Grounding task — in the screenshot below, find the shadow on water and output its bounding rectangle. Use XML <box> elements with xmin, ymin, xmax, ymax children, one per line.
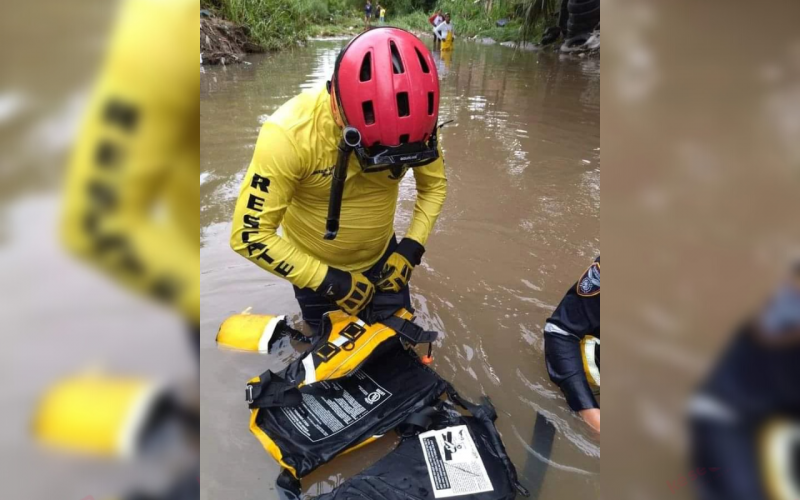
<box><xmin>201</xmin><ymin>38</ymin><xmax>600</xmax><ymax>499</ymax></box>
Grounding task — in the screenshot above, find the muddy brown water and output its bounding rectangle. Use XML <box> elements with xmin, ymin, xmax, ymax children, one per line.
<box><xmin>200</xmin><ymin>38</ymin><xmax>600</xmax><ymax>499</ymax></box>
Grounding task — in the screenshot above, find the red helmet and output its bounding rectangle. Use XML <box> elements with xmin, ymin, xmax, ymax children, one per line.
<box><xmin>332</xmin><ymin>28</ymin><xmax>440</xmax><ymax>149</ymax></box>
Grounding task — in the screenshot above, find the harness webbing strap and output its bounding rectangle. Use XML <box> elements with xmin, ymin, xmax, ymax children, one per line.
<box><xmin>396</xmin><ymin>404</ymin><xmax>442</xmax><ymax>438</ymax></box>
<box><xmin>380</xmin><ymin>316</ymin><xmax>438</xmax><ymax>345</ymax></box>
<box><xmin>442</xmin><ymin>383</ymin><xmax>497</xmax><ymax>422</ymax></box>
<box><xmin>247</xmin><ymin>371</ymin><xmax>302</xmax><ymax>409</ymax></box>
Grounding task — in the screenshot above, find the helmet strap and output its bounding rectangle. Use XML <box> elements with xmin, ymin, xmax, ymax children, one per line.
<box><xmin>329</xmin><ymin>85</ymin><xmax>345</xmax><ymax>128</ymax></box>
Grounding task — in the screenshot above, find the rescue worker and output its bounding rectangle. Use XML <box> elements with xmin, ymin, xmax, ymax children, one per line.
<box><xmin>230</xmin><ymin>28</ymin><xmax>447</xmax><ymax>332</ymax></box>
<box><xmin>544</xmin><ymin>256</ymin><xmax>601</xmax><ymax>432</ymax></box>
<box><xmin>433</xmin><ymin>13</ymin><xmax>453</xmax><ymax>45</ymax></box>
<box><xmin>689</xmin><ymin>265</ymin><xmax>800</xmax><ymax>500</ymax></box>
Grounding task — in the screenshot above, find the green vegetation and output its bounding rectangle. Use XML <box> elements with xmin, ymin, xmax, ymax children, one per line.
<box><xmin>201</xmin><ymin>0</ymin><xmax>351</xmax><ymax>49</ymax></box>
<box><xmin>395</xmin><ymin>0</ymin><xmax>555</xmax><ymax>42</ymax></box>
<box><xmin>391</xmin><ymin>11</ymin><xmax>527</xmax><ymax>43</ymax></box>
<box><xmin>201</xmin><ymin>0</ymin><xmax>303</xmax><ymax>50</ymax></box>
<box><xmin>203</xmin><ymin>0</ymin><xmax>559</xmax><ymax>51</ymax></box>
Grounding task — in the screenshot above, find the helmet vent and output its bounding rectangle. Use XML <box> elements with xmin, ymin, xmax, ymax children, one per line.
<box><xmin>390</xmin><ymin>41</ymin><xmax>405</xmax><ymax>74</ymax></box>
<box><xmin>396</xmin><ymin>92</ymin><xmax>410</xmax><ymax>117</ymax></box>
<box><xmin>359</xmin><ymin>52</ymin><xmax>372</xmax><ymax>82</ymax></box>
<box><xmin>399</xmin><ymin>134</ymin><xmax>410</xmax><ymax>144</ymax></box>
<box><xmin>427</xmin><ymin>92</ymin><xmax>434</xmax><ymax>115</ymax></box>
<box><xmin>415</xmin><ymin>48</ymin><xmax>430</xmax><ymax>73</ymax></box>
<box><xmin>362</xmin><ymin>101</ymin><xmax>375</xmax><ymax>125</ymax></box>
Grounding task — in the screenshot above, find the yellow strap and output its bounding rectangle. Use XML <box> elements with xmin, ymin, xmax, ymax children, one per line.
<box><xmin>317</xmin><ymin>308</ymin><xmax>416</xmax><ymax>381</ymax></box>
<box><xmin>339</xmin><ymin>434</ymin><xmax>382</xmax><ymax>456</ymax></box>
<box><xmin>580</xmin><ymin>335</ymin><xmax>600</xmax><ymax>388</ymax></box>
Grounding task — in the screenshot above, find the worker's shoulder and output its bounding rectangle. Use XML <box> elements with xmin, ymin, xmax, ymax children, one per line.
<box><xmin>576</xmin><ymin>257</ymin><xmax>600</xmax><ymax>297</ymax></box>
<box><xmin>265</xmin><ymin>86</ymin><xmax>330</xmax><ymax>138</ymax></box>
<box><xmin>257</xmin><ymin>86</ymin><xmax>337</xmax><ymax>167</ymax></box>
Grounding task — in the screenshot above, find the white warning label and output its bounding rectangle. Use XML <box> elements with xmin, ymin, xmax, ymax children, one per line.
<box><xmin>419</xmin><ymin>425</ymin><xmax>494</xmax><ymax>498</ymax></box>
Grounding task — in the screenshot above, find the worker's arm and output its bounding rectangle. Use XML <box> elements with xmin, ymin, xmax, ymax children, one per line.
<box><xmin>405</xmin><ymin>150</ymin><xmax>447</xmax><ymax>246</ymax></box>
<box><xmin>374</xmin><ymin>150</ymin><xmax>447</xmax><ymax>293</ymax></box>
<box><xmin>230</xmin><ymin>124</ymin><xmax>329</xmax><ymax>290</ymax></box>
<box><xmin>61</xmin><ymin>0</ymin><xmax>200</xmax><ymax>324</ymax></box>
<box><xmin>433</xmin><ymin>23</ymin><xmax>444</xmax><ymax>39</ymax></box>
<box><xmin>544</xmin><ymin>257</ymin><xmax>601</xmax><ymax>412</ymax></box>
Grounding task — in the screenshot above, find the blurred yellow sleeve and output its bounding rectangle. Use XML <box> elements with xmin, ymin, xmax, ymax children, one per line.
<box><xmin>230</xmin><ymin>124</ymin><xmax>329</xmax><ymax>290</ymax></box>
<box><xmin>406</xmin><ymin>149</ymin><xmax>447</xmax><ymax>246</ymax></box>
<box><xmin>61</xmin><ymin>0</ymin><xmax>199</xmax><ymax>324</ymax></box>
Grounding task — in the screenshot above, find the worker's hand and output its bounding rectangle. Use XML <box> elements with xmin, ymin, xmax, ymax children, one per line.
<box><xmin>579</xmin><ymin>408</ymin><xmax>600</xmax><ymax>433</ymax></box>
<box><xmin>317</xmin><ymin>267</ymin><xmax>375</xmax><ymax>316</ymax></box>
<box><xmin>376</xmin><ymin>238</ymin><xmax>425</xmax><ymax>293</ymax></box>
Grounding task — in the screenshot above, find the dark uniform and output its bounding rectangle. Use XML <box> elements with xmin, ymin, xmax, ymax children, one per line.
<box><xmin>689</xmin><ymin>282</ymin><xmax>800</xmax><ymax>500</ymax></box>
<box><xmin>544</xmin><ymin>256</ymin><xmax>600</xmax><ymax>412</ymax></box>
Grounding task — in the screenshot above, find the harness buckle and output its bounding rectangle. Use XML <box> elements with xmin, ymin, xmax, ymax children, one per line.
<box><xmin>245</xmin><ymin>384</ymin><xmax>254</xmax><ymax>404</ymax></box>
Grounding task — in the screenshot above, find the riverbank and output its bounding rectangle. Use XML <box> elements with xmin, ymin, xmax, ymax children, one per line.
<box><xmin>309</xmin><ymin>12</ymin><xmax>530</xmax><ymax>44</ymax></box>
<box><xmin>201</xmin><ymin>15</ymin><xmax>526</xmax><ymax>66</ymax></box>
<box><xmin>200</xmin><ymin>4</ymin><xmax>597</xmax><ymax>66</ymax></box>
<box><xmin>201</xmin><ymin>16</ymin><xmax>263</xmax><ymax>65</ymax></box>
<box><xmin>310</xmin><ymin>19</ymin><xmax>599</xmax><ymax>53</ymax></box>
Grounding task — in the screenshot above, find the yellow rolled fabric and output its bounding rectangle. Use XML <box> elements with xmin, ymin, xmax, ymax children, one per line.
<box><xmin>33</xmin><ymin>373</ymin><xmax>163</xmax><ymax>458</ymax></box>
<box><xmin>216</xmin><ymin>314</ymin><xmax>287</xmax><ymax>352</ymax></box>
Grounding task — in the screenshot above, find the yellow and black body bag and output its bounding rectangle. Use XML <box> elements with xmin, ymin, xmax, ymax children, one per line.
<box><xmin>245</xmin><ymin>309</ymin><xmax>444</xmax><ymax>479</ymax></box>
<box><xmin>276</xmin><ymin>388</ymin><xmax>531</xmax><ymax>500</ymax></box>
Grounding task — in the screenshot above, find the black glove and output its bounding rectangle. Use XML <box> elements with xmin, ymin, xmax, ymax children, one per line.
<box><xmin>317</xmin><ymin>267</ymin><xmax>375</xmax><ymax>315</ymax></box>
<box><xmin>376</xmin><ymin>238</ymin><xmax>425</xmax><ymax>293</ymax></box>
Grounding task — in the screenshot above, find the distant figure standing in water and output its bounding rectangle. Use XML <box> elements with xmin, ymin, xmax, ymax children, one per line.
<box><xmin>433</xmin><ymin>13</ymin><xmax>453</xmax><ymax>48</ymax></box>
<box><xmin>429</xmin><ymin>9</ymin><xmax>443</xmax><ymax>49</ymax></box>
<box><xmin>364</xmin><ymin>0</ymin><xmax>373</xmax><ymax>29</ymax></box>
<box><xmin>428</xmin><ymin>9</ymin><xmax>443</xmax><ymax>27</ymax></box>
<box><xmin>379</xmin><ymin>4</ymin><xmax>386</xmax><ymax>25</ymax></box>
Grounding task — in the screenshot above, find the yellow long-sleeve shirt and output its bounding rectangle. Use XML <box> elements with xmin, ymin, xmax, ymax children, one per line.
<box><xmin>61</xmin><ymin>0</ymin><xmax>199</xmax><ymax>323</ymax></box>
<box><xmin>230</xmin><ymin>86</ymin><xmax>447</xmax><ymax>290</ymax></box>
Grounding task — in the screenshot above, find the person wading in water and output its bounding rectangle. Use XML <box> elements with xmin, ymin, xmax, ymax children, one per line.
<box><xmin>230</xmin><ymin>28</ymin><xmax>447</xmax><ymax>332</ymax></box>
<box><xmin>544</xmin><ymin>256</ymin><xmax>601</xmax><ymax>432</ymax></box>
<box><xmin>364</xmin><ymin>0</ymin><xmax>373</xmax><ymax>29</ymax></box>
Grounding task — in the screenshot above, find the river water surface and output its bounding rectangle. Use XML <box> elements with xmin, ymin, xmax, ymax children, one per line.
<box><xmin>200</xmin><ymin>38</ymin><xmax>600</xmax><ymax>499</ymax></box>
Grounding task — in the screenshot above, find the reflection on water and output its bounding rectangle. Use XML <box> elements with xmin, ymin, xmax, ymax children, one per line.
<box><xmin>201</xmin><ymin>39</ymin><xmax>600</xmax><ymax>499</ymax></box>
<box><xmin>300</xmin><ymin>47</ymin><xmax>339</xmax><ymax>91</ymax></box>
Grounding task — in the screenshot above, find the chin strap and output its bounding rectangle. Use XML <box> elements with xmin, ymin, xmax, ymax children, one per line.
<box><xmin>323</xmin><ymin>127</ymin><xmax>361</xmax><ymax>240</ymax></box>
